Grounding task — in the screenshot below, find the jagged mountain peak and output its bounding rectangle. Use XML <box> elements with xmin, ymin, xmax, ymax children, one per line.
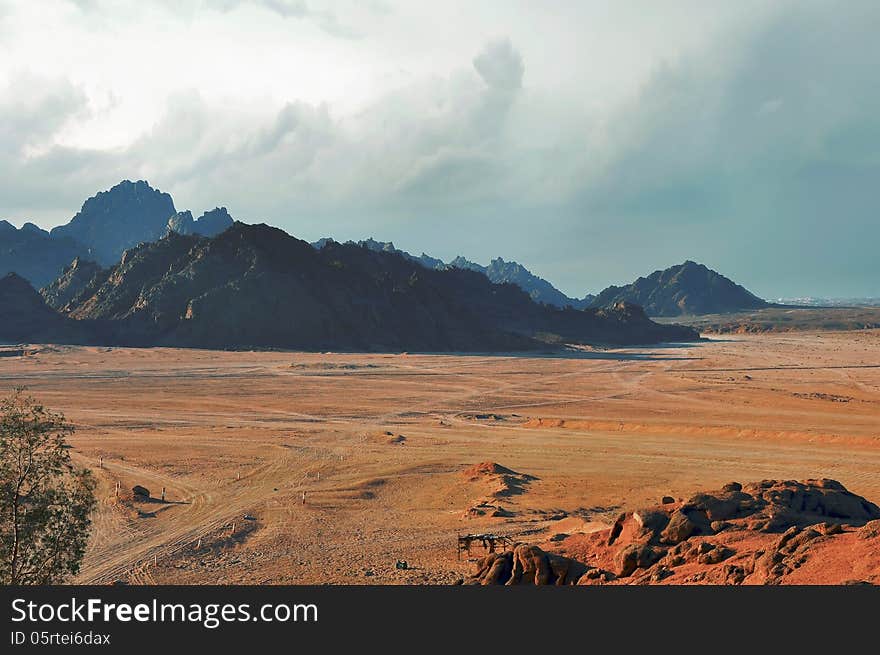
<box><xmin>49</xmin><ymin>179</ymin><xmax>177</xmax><ymax>265</ymax></box>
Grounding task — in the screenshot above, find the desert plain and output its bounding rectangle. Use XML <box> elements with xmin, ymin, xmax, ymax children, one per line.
<box><xmin>1</xmin><ymin>329</ymin><xmax>879</xmax><ymax>584</ymax></box>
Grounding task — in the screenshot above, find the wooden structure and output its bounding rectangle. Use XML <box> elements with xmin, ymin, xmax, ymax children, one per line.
<box><xmin>457</xmin><ymin>533</ymin><xmax>515</xmax><ymax>559</ymax></box>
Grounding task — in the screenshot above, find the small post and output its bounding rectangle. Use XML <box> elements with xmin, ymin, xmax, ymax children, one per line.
<box><xmin>237</xmin><ymin>469</ymin><xmax>241</xmax><ymax>481</ymax></box>
<box><xmin>301</xmin><ymin>491</ymin><xmax>306</xmax><ymax>505</ymax></box>
<box><xmin>231</xmin><ymin>522</ymin><xmax>235</xmax><ymax>534</ymax></box>
<box><xmin>161</xmin><ymin>487</ymin><xmax>166</xmax><ymax>502</ymax></box>
<box><xmin>196</xmin><ymin>538</ymin><xmax>202</xmax><ymax>550</ymax></box>
<box><xmin>99</xmin><ymin>456</ymin><xmax>103</xmax><ymax>469</ymax></box>
<box><xmin>154</xmin><ymin>554</ymin><xmax>157</xmax><ymax>566</ymax></box>
<box><xmin>115</xmin><ymin>481</ymin><xmax>119</xmax><ymax>498</ymax></box>
<box><xmin>317</xmin><ymin>472</ymin><xmax>320</xmax><ymax>482</ymax></box>
<box><xmin>457</xmin><ymin>533</ymin><xmax>461</xmax><ymax>561</ymax></box>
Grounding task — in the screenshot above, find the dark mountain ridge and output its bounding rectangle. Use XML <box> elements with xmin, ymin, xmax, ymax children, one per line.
<box><xmin>591</xmin><ymin>260</ymin><xmax>768</xmax><ymax>317</ymax></box>
<box><xmin>0</xmin><ymin>273</ymin><xmax>96</xmax><ymax>344</ymax></box>
<box><xmin>316</xmin><ymin>237</ymin><xmax>594</xmax><ymax>309</ymax></box>
<box><xmin>9</xmin><ymin>223</ymin><xmax>698</xmax><ymax>351</ymax></box>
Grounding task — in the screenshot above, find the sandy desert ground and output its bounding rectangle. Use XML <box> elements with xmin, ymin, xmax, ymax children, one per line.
<box><xmin>1</xmin><ymin>330</ymin><xmax>878</xmax><ymax>584</ymax></box>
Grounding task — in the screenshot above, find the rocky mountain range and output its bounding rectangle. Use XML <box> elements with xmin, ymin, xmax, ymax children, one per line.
<box><xmin>2</xmin><ymin>181</ymin><xmax>234</xmax><ymax>289</ymax></box>
<box><xmin>448</xmin><ymin>256</ymin><xmax>595</xmax><ymax>309</ymax></box>
<box><xmin>314</xmin><ymin>238</ymin><xmax>593</xmax><ymax>309</ymax></box>
<box><xmin>2</xmin><ymin>180</ymin><xmax>772</xmax><ymax>349</ymax></box>
<box><xmin>1</xmin><ymin>223</ymin><xmax>699</xmax><ymax>350</ymax></box>
<box><xmin>590</xmin><ymin>260</ymin><xmax>769</xmax><ymax>317</ymax></box>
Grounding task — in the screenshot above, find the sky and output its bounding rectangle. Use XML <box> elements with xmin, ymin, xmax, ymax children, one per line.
<box><xmin>0</xmin><ymin>0</ymin><xmax>877</xmax><ymax>299</ymax></box>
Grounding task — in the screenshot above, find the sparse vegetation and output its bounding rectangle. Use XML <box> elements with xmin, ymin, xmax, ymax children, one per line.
<box><xmin>0</xmin><ymin>389</ymin><xmax>96</xmax><ymax>585</ymax></box>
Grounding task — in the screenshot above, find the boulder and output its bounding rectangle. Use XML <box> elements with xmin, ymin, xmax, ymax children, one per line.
<box><xmin>632</xmin><ymin>508</ymin><xmax>670</xmax><ymax>539</ymax></box>
<box><xmin>710</xmin><ymin>520</ymin><xmax>729</xmax><ymax>533</ymax></box>
<box><xmin>696</xmin><ymin>543</ymin><xmax>735</xmax><ymax>565</ymax></box>
<box><xmin>468</xmin><ymin>545</ymin><xmax>588</xmax><ymax>585</ymax></box>
<box><xmin>661</xmin><ymin>509</ymin><xmax>700</xmax><ymax>544</ymax></box>
<box><xmin>509</xmin><ymin>544</ymin><xmax>552</xmax><ymax>585</ymax></box>
<box><xmin>711</xmin><ymin>564</ymin><xmax>747</xmax><ymax>585</ymax></box>
<box><xmin>686</xmin><ymin>491</ymin><xmax>752</xmax><ymax>521</ymax></box>
<box><xmin>576</xmin><ymin>568</ymin><xmax>615</xmax><ymax>585</ymax></box>
<box><xmin>858</xmin><ymin>519</ymin><xmax>880</xmax><ymax>540</ymax></box>
<box><xmin>744</xmin><ymin>479</ymin><xmax>880</xmax><ymax>526</ymax></box>
<box><xmin>471</xmin><ymin>552</ymin><xmax>514</xmax><ymax>585</ymax></box>
<box><xmin>607</xmin><ymin>512</ymin><xmax>627</xmax><ymax>546</ymax></box>
<box><xmin>614</xmin><ymin>543</ymin><xmax>659</xmax><ymax>577</ymax></box>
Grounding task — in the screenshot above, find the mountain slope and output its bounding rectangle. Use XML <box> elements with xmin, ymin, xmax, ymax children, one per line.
<box><xmin>0</xmin><ymin>273</ymin><xmax>91</xmax><ymax>343</ymax></box>
<box><xmin>591</xmin><ymin>261</ymin><xmax>768</xmax><ymax>317</ymax></box>
<box><xmin>49</xmin><ymin>180</ymin><xmax>176</xmax><ymax>264</ymax></box>
<box><xmin>40</xmin><ymin>257</ymin><xmax>105</xmax><ymax>311</ymax></box>
<box><xmin>449</xmin><ymin>256</ymin><xmax>594</xmax><ymax>309</ymax></box>
<box><xmin>58</xmin><ymin>223</ymin><xmax>697</xmax><ymax>350</ymax></box>
<box><xmin>314</xmin><ymin>237</ymin><xmax>594</xmax><ymax>309</ymax></box>
<box><xmin>0</xmin><ymin>220</ymin><xmax>89</xmax><ymax>288</ymax></box>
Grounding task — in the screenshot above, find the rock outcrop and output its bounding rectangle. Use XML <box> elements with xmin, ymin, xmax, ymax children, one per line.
<box><xmin>167</xmin><ymin>207</ymin><xmax>234</xmax><ymax>237</ymax></box>
<box><xmin>468</xmin><ymin>544</ymin><xmax>591</xmax><ymax>585</ymax></box>
<box><xmin>468</xmin><ymin>479</ymin><xmax>880</xmax><ymax>585</ymax></box>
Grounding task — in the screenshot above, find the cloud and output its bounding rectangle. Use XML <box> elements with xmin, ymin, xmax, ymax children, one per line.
<box><xmin>473</xmin><ymin>38</ymin><xmax>524</xmax><ymax>92</ymax></box>
<box><xmin>0</xmin><ymin>75</ymin><xmax>90</xmax><ymax>154</ymax></box>
<box><xmin>561</xmin><ymin>0</ymin><xmax>880</xmax><ymax>296</ymax></box>
<box><xmin>205</xmin><ymin>0</ymin><xmax>362</xmax><ymax>38</ymax></box>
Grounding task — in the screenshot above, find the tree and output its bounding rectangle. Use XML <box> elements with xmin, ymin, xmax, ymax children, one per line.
<box><xmin>0</xmin><ymin>389</ymin><xmax>96</xmax><ymax>584</ymax></box>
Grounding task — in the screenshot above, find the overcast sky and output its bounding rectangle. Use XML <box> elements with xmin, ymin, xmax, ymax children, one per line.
<box><xmin>1</xmin><ymin>0</ymin><xmax>877</xmax><ymax>298</ymax></box>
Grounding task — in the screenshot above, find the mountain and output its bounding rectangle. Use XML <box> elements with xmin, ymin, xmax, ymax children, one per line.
<box><xmin>167</xmin><ymin>207</ymin><xmax>234</xmax><ymax>237</ymax></box>
<box><xmin>0</xmin><ymin>273</ymin><xmax>88</xmax><ymax>343</ymax></box>
<box><xmin>315</xmin><ymin>237</ymin><xmax>594</xmax><ymax>309</ymax></box>
<box><xmin>0</xmin><ymin>220</ymin><xmax>89</xmax><ymax>289</ymax></box>
<box><xmin>591</xmin><ymin>260</ymin><xmax>768</xmax><ymax>317</ymax></box>
<box><xmin>50</xmin><ymin>180</ymin><xmax>176</xmax><ymax>264</ymax></box>
<box><xmin>40</xmin><ymin>257</ymin><xmax>105</xmax><ymax>311</ymax></box>
<box><xmin>449</xmin><ymin>256</ymin><xmax>595</xmax><ymax>309</ymax></box>
<box><xmin>47</xmin><ymin>222</ymin><xmax>697</xmax><ymax>350</ymax></box>
<box><xmin>315</xmin><ymin>237</ymin><xmax>447</xmax><ymax>271</ymax></box>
